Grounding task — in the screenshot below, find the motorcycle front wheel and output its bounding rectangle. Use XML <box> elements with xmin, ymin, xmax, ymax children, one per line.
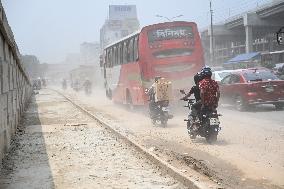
<box><xmin>187</xmin><ymin>122</ymin><xmax>197</xmax><ymax>139</ymax></box>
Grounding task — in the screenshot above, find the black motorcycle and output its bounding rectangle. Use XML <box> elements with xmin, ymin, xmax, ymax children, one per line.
<box><xmin>145</xmin><ymin>89</ymin><xmax>173</xmax><ymax>127</ymax></box>
<box><xmin>180</xmin><ymin>90</ymin><xmax>221</xmax><ymax>143</ymax></box>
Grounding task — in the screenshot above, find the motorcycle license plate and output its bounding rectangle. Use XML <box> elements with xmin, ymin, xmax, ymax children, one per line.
<box><xmin>162</xmin><ymin>107</ymin><xmax>169</xmax><ymax>111</ymax></box>
<box><xmin>209</xmin><ymin>118</ymin><xmax>219</xmax><ymax>125</ymax></box>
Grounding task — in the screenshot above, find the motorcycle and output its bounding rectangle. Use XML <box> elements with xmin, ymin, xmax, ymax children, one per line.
<box><xmin>145</xmin><ymin>89</ymin><xmax>173</xmax><ymax>127</ymax></box>
<box><xmin>180</xmin><ymin>90</ymin><xmax>221</xmax><ymax>143</ymax></box>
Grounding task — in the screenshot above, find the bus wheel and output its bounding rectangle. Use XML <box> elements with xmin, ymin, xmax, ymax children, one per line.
<box><xmin>126</xmin><ymin>90</ymin><xmax>134</xmax><ymax>110</ymax></box>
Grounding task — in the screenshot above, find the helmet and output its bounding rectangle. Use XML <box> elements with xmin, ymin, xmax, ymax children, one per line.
<box><xmin>154</xmin><ymin>76</ymin><xmax>162</xmax><ymax>82</ymax></box>
<box><xmin>193</xmin><ymin>73</ymin><xmax>202</xmax><ymax>85</ymax></box>
<box><xmin>201</xmin><ymin>66</ymin><xmax>212</xmax><ymax>77</ymax></box>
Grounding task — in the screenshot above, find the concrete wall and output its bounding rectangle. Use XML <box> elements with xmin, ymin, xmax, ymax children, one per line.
<box><xmin>0</xmin><ymin>2</ymin><xmax>32</xmax><ymax>165</ymax></box>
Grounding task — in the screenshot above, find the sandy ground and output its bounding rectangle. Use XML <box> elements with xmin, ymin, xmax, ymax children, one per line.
<box><xmin>0</xmin><ymin>89</ymin><xmax>187</xmax><ymax>189</ymax></box>
<box><xmin>60</xmin><ymin>87</ymin><xmax>284</xmax><ymax>189</ymax></box>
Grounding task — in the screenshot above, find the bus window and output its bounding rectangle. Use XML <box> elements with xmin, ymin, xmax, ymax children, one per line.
<box><xmin>134</xmin><ymin>36</ymin><xmax>139</xmax><ymax>61</ymax></box>
<box><xmin>116</xmin><ymin>45</ymin><xmax>119</xmax><ymax>66</ymax></box>
<box><xmin>128</xmin><ymin>38</ymin><xmax>134</xmax><ymax>62</ymax></box>
<box><xmin>123</xmin><ymin>42</ymin><xmax>127</xmax><ymax>64</ymax></box>
<box><xmin>118</xmin><ymin>43</ymin><xmax>122</xmax><ymax>65</ymax></box>
<box><xmin>109</xmin><ymin>48</ymin><xmax>113</xmax><ymax>67</ymax></box>
<box><xmin>113</xmin><ymin>46</ymin><xmax>117</xmax><ymax>66</ymax></box>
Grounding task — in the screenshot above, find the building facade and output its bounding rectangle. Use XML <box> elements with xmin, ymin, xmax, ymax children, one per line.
<box><xmin>100</xmin><ymin>5</ymin><xmax>140</xmax><ymax>49</ymax></box>
<box><xmin>80</xmin><ymin>42</ymin><xmax>100</xmax><ymax>65</ymax></box>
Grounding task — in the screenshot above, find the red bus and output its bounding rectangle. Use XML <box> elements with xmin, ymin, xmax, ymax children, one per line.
<box><xmin>103</xmin><ymin>21</ymin><xmax>204</xmax><ymax>106</ymax></box>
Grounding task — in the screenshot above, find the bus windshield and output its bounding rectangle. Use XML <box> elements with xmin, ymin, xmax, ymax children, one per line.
<box><xmin>153</xmin><ymin>48</ymin><xmax>192</xmax><ymax>58</ymax></box>
<box><xmin>148</xmin><ymin>26</ymin><xmax>193</xmax><ymax>43</ymax></box>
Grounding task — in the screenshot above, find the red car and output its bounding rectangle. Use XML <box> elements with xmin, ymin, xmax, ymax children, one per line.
<box><xmin>219</xmin><ymin>68</ymin><xmax>284</xmax><ymax>111</ymax></box>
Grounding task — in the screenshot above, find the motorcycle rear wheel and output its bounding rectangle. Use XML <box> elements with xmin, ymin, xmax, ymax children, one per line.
<box><xmin>187</xmin><ymin>121</ymin><xmax>197</xmax><ymax>139</ymax></box>
<box><xmin>206</xmin><ymin>131</ymin><xmax>218</xmax><ymax>144</ymax></box>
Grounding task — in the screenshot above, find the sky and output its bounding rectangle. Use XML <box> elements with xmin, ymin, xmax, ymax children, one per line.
<box><xmin>2</xmin><ymin>0</ymin><xmax>271</xmax><ymax>63</ymax></box>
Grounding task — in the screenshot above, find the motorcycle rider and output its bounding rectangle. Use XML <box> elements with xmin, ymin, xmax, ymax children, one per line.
<box><xmin>147</xmin><ymin>76</ymin><xmax>162</xmax><ymax>119</ymax></box>
<box><xmin>73</xmin><ymin>79</ymin><xmax>79</xmax><ymax>91</ymax></box>
<box><xmin>181</xmin><ymin>73</ymin><xmax>203</xmax><ymax>120</ymax></box>
<box><xmin>199</xmin><ymin>67</ymin><xmax>220</xmax><ymax>115</ymax></box>
<box><xmin>83</xmin><ymin>79</ymin><xmax>92</xmax><ymax>95</ymax></box>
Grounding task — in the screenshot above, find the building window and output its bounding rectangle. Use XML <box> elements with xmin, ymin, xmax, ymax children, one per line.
<box><xmin>123</xmin><ymin>42</ymin><xmax>127</xmax><ymax>64</ymax></box>
<box><xmin>118</xmin><ymin>43</ymin><xmax>122</xmax><ymax>65</ymax></box>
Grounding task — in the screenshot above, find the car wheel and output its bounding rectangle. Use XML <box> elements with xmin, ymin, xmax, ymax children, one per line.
<box><xmin>235</xmin><ymin>95</ymin><xmax>247</xmax><ymax>111</ymax></box>
<box><xmin>274</xmin><ymin>103</ymin><xmax>284</xmax><ymax>110</ymax></box>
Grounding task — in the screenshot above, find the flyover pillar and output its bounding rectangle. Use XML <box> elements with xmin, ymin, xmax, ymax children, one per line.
<box><xmin>245</xmin><ymin>25</ymin><xmax>253</xmax><ymax>53</ymax></box>
<box><xmin>244</xmin><ymin>13</ymin><xmax>254</xmax><ymax>53</ymax></box>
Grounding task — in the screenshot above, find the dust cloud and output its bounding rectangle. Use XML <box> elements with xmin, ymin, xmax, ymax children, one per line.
<box><xmin>2</xmin><ymin>0</ymin><xmax>284</xmax><ymax>188</ymax></box>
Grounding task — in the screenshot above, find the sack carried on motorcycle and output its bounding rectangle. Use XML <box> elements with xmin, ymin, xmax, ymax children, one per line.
<box><xmin>154</xmin><ymin>78</ymin><xmax>173</xmax><ymax>102</ymax></box>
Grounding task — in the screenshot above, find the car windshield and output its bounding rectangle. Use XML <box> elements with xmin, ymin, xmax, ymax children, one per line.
<box><xmin>243</xmin><ymin>70</ymin><xmax>279</xmax><ymax>82</ymax></box>
<box><xmin>218</xmin><ymin>72</ymin><xmax>231</xmax><ymax>79</ymax></box>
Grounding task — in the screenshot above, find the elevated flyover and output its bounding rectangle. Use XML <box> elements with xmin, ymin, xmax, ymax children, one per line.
<box><xmin>201</xmin><ymin>0</ymin><xmax>284</xmax><ymax>64</ymax></box>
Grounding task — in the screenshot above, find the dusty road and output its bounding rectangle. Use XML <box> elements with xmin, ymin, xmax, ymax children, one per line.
<box><xmin>62</xmin><ymin>88</ymin><xmax>284</xmax><ymax>189</ymax></box>
<box><xmin>0</xmin><ymin>90</ymin><xmax>187</xmax><ymax>189</ymax></box>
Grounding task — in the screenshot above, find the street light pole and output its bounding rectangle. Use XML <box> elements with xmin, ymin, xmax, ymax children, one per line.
<box><xmin>210</xmin><ymin>0</ymin><xmax>214</xmax><ymax>65</ymax></box>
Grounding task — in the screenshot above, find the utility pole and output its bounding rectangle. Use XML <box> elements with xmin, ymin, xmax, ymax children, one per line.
<box><xmin>210</xmin><ymin>0</ymin><xmax>214</xmax><ymax>65</ymax></box>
